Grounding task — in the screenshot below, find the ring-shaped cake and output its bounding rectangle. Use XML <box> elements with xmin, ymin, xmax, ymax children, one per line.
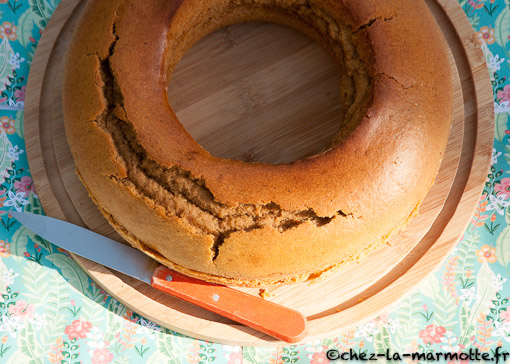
<box><xmin>63</xmin><ymin>0</ymin><xmax>453</xmax><ymax>286</ymax></box>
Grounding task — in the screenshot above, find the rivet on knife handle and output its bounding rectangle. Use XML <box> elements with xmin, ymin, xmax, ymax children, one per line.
<box><xmin>151</xmin><ymin>265</ymin><xmax>308</xmax><ymax>343</ymax></box>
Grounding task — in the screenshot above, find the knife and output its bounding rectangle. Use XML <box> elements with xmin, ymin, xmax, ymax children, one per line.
<box><xmin>10</xmin><ymin>211</ymin><xmax>307</xmax><ymax>343</ymax></box>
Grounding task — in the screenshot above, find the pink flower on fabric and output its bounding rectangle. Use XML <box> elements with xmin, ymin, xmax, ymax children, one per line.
<box><xmin>0</xmin><ymin>22</ymin><xmax>17</xmax><ymax>41</ymax></box>
<box><xmin>501</xmin><ymin>309</ymin><xmax>510</xmax><ymax>323</ymax></box>
<box><xmin>476</xmin><ymin>245</ymin><xmax>497</xmax><ymax>264</ymax></box>
<box><xmin>498</xmin><ymin>85</ymin><xmax>510</xmax><ymax>103</ymax></box>
<box><xmin>419</xmin><ymin>324</ymin><xmax>446</xmax><ymax>344</ymax></box>
<box><xmin>0</xmin><ymin>239</ymin><xmax>11</xmax><ymax>258</ymax></box>
<box><xmin>8</xmin><ymin>300</ymin><xmax>35</xmax><ymax>321</ymax></box>
<box><xmin>14</xmin><ymin>176</ymin><xmax>35</xmax><ymax>197</ymax></box>
<box><xmin>64</xmin><ymin>320</ymin><xmax>92</xmax><ymax>340</ymax></box>
<box><xmin>468</xmin><ymin>0</ymin><xmax>484</xmax><ymax>10</ymax></box>
<box><xmin>310</xmin><ymin>351</ymin><xmax>328</xmax><ymax>364</ymax></box>
<box><xmin>14</xmin><ymin>86</ymin><xmax>25</xmax><ymax>102</ymax></box>
<box><xmin>478</xmin><ymin>26</ymin><xmax>495</xmax><ymax>44</ymax></box>
<box><xmin>495</xmin><ymin>178</ymin><xmax>510</xmax><ymax>198</ymax></box>
<box><xmin>0</xmin><ymin>116</ymin><xmax>15</xmax><ymax>135</ymax></box>
<box><xmin>373</xmin><ymin>312</ymin><xmax>389</xmax><ymax>326</ymax></box>
<box><xmin>228</xmin><ymin>351</ymin><xmax>243</xmax><ymax>364</ymax></box>
<box><xmin>91</xmin><ymin>348</ymin><xmax>114</xmax><ymax>364</ymax></box>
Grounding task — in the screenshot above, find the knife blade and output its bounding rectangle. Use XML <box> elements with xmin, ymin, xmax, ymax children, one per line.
<box><xmin>10</xmin><ymin>211</ymin><xmax>308</xmax><ymax>343</ymax></box>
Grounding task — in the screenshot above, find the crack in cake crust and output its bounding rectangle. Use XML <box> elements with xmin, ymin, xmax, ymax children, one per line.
<box><xmin>91</xmin><ymin>0</ymin><xmax>371</xmax><ymax>262</ymax></box>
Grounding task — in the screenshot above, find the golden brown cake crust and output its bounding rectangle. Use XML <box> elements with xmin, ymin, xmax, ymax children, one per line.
<box><xmin>63</xmin><ymin>0</ymin><xmax>453</xmax><ymax>286</ymax></box>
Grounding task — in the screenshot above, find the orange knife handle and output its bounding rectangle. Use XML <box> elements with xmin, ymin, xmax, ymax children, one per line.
<box><xmin>151</xmin><ymin>265</ymin><xmax>308</xmax><ymax>343</ymax></box>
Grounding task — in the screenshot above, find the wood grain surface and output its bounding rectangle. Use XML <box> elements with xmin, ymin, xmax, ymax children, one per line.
<box><xmin>24</xmin><ymin>0</ymin><xmax>493</xmax><ymax>346</ymax></box>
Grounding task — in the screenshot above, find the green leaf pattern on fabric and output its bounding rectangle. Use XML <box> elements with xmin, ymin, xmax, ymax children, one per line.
<box><xmin>40</xmin><ymin>270</ymin><xmax>70</xmax><ymax>352</ymax></box>
<box><xmin>394</xmin><ymin>294</ymin><xmax>421</xmax><ymax>352</ymax></box>
<box><xmin>0</xmin><ymin>39</ymin><xmax>14</xmax><ymax>85</ymax></box>
<box><xmin>11</xmin><ymin>225</ymin><xmax>36</xmax><ymax>263</ymax></box>
<box><xmin>433</xmin><ymin>288</ymin><xmax>458</xmax><ymax>330</ymax></box>
<box><xmin>28</xmin><ymin>0</ymin><xmax>49</xmax><ymax>29</ymax></box>
<box><xmin>45</xmin><ymin>254</ymin><xmax>89</xmax><ymax>294</ymax></box>
<box><xmin>13</xmin><ymin>110</ymin><xmax>23</xmax><ymax>139</ymax></box>
<box><xmin>17</xmin><ymin>321</ymin><xmax>43</xmax><ymax>363</ymax></box>
<box><xmin>496</xmin><ymin>113</ymin><xmax>509</xmax><ymax>142</ymax></box>
<box><xmin>459</xmin><ymin>262</ymin><xmax>497</xmax><ymax>347</ymax></box>
<box><xmin>495</xmin><ymin>8</ymin><xmax>510</xmax><ymax>50</ymax></box>
<box><xmin>496</xmin><ymin>224</ymin><xmax>510</xmax><ymax>267</ymax></box>
<box><xmin>0</xmin><ymin>133</ymin><xmax>13</xmax><ymax>182</ymax></box>
<box><xmin>16</xmin><ymin>10</ymin><xmax>36</xmax><ymax>49</ymax></box>
<box><xmin>21</xmin><ymin>261</ymin><xmax>48</xmax><ymax>306</ymax></box>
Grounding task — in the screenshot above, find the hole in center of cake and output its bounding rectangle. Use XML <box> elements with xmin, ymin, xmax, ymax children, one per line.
<box><xmin>167</xmin><ymin>22</ymin><xmax>342</xmax><ymax>164</ymax></box>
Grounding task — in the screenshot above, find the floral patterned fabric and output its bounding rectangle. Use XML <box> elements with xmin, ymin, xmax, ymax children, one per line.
<box><xmin>0</xmin><ymin>0</ymin><xmax>509</xmax><ymax>362</ymax></box>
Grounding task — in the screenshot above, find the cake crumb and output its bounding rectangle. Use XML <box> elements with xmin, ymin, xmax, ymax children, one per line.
<box><xmin>259</xmin><ymin>289</ymin><xmax>271</xmax><ymax>299</ymax></box>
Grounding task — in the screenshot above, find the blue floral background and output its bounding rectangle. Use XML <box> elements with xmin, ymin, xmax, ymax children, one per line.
<box><xmin>0</xmin><ymin>0</ymin><xmax>510</xmax><ymax>362</ymax></box>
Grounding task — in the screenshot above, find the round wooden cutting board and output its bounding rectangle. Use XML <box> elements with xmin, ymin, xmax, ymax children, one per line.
<box><xmin>24</xmin><ymin>0</ymin><xmax>493</xmax><ymax>346</ymax></box>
